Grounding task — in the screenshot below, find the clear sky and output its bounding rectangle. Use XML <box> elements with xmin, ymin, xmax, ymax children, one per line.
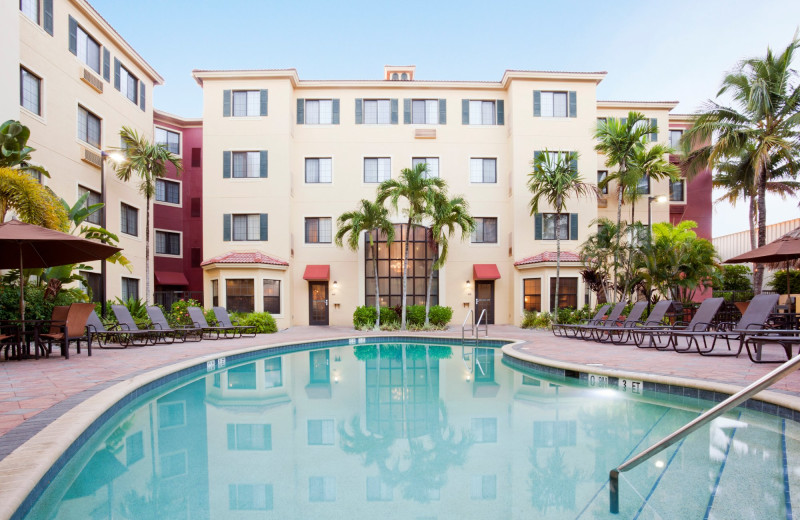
<box><xmin>90</xmin><ymin>0</ymin><xmax>800</xmax><ymax>237</ymax></box>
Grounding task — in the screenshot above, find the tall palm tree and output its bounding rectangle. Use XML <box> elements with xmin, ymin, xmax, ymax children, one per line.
<box><xmin>528</xmin><ymin>150</ymin><xmax>597</xmax><ymax>320</ymax></box>
<box><xmin>115</xmin><ymin>126</ymin><xmax>182</xmax><ymax>303</ymax></box>
<box><xmin>682</xmin><ymin>34</ymin><xmax>800</xmax><ymax>292</ymax></box>
<box><xmin>424</xmin><ymin>192</ymin><xmax>475</xmax><ymax>325</ymax></box>
<box><xmin>335</xmin><ymin>199</ymin><xmax>395</xmax><ymax>329</ymax></box>
<box><xmin>624</xmin><ymin>143</ymin><xmax>680</xmax><ymax>222</ymax></box>
<box><xmin>594</xmin><ymin>112</ymin><xmax>656</xmax><ymax>302</ymax></box>
<box><xmin>377</xmin><ymin>163</ymin><xmax>446</xmax><ymax>330</ymax></box>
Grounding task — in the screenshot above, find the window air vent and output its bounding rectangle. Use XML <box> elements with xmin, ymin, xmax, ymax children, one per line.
<box><xmin>81</xmin><ymin>68</ymin><xmax>104</xmax><ymax>93</ymax></box>
<box><xmin>414</xmin><ymin>129</ymin><xmax>436</xmax><ymax>139</ymax></box>
<box><xmin>81</xmin><ymin>147</ymin><xmax>102</xmax><ymax>168</ymax></box>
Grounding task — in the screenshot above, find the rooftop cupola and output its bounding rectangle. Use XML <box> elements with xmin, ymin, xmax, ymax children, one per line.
<box><xmin>384</xmin><ymin>65</ymin><xmax>415</xmax><ymax>81</ymax></box>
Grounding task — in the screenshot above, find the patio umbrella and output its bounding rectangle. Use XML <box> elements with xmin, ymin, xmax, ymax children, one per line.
<box><xmin>725</xmin><ymin>226</ymin><xmax>800</xmax><ymax>296</ymax></box>
<box><xmin>0</xmin><ymin>219</ymin><xmax>122</xmax><ymax>322</ymax></box>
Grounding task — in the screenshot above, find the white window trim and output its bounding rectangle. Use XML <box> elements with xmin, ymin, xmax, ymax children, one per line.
<box><xmin>158</xmin><ymin>449</ymin><xmax>188</xmax><ymax>480</ymax></box>
<box><xmin>361</xmin><ymin>155</ymin><xmax>393</xmax><ymax>185</ymax></box>
<box><xmin>154</xmin><ymin>125</ymin><xmax>183</xmax><ymax>158</ymax></box>
<box><xmin>304</xmin><ymin>157</ymin><xmax>334</xmax><ymax>184</ymax></box>
<box><xmin>156</xmin><ymin>400</ymin><xmax>187</xmax><ymax>430</ymax></box>
<box><xmin>231</xmin><ymin>90</ymin><xmax>262</xmax><ymax>118</ymax></box>
<box><xmin>362</xmin><ymin>99</ymin><xmax>393</xmax><ymax>125</ymax></box>
<box><xmin>411</xmin><ymin>156</ymin><xmax>440</xmax><ymax>179</ymax></box>
<box><xmin>73</xmin><ymin>23</ymin><xmax>102</xmax><ymax>75</ymax></box>
<box><xmin>75</xmin><ymin>100</ymin><xmax>102</xmax><ymax>151</ymax></box>
<box><xmin>118</xmin><ymin>199</ymin><xmax>142</xmax><ymax>240</ymax></box>
<box><xmin>470</xmin><ymin>215</ymin><xmax>500</xmax><ymax>246</ymax></box>
<box><xmin>120</xmin><ymin>274</ymin><xmax>142</xmax><ymax>302</ymax></box>
<box><xmin>304</xmin><ymin>99</ymin><xmax>334</xmax><ymax>125</ymax></box>
<box><xmin>468</xmin><ymin>157</ymin><xmax>499</xmax><ymax>184</ymax></box>
<box><xmin>410</xmin><ymin>99</ymin><xmax>440</xmax><ymax>125</ymax></box>
<box><xmin>154</xmin><ymin>177</ymin><xmax>182</xmax><ymax>207</ymax></box>
<box><xmin>261</xmin><ymin>277</ymin><xmax>283</xmax><ymax>317</ymax></box>
<box><xmin>303</xmin><ymin>215</ymin><xmax>334</xmax><ymax>247</ymax></box>
<box><xmin>670</xmin><ymin>178</ymin><xmax>688</xmax><ymax>205</ymax></box>
<box><xmin>19</xmin><ymin>63</ymin><xmax>45</xmax><ymax>122</ymax></box>
<box><xmin>229</xmin><ymin>150</ymin><xmax>264</xmax><ymax>180</ymax></box>
<box><xmin>230</xmin><ymin>213</ymin><xmax>263</xmax><ymax>242</ymax></box>
<box><xmin>539</xmin><ymin>91</ymin><xmax>569</xmax><ymax>118</ymax></box>
<box><xmin>154</xmin><ymin>228</ymin><xmax>183</xmax><ymax>258</ymax></box>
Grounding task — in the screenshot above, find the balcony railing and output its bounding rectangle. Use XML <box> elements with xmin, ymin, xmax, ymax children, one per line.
<box><xmin>154</xmin><ymin>291</ymin><xmax>203</xmax><ymax>309</ymax></box>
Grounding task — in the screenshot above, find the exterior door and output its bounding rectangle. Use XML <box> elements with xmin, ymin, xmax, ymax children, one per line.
<box><xmin>475</xmin><ymin>281</ymin><xmax>495</xmax><ymax>325</ymax></box>
<box><xmin>309</xmin><ymin>282</ymin><xmax>329</xmax><ymax>325</ymax></box>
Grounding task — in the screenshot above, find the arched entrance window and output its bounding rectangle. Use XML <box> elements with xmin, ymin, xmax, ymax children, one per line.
<box><xmin>365</xmin><ymin>224</ymin><xmax>438</xmax><ymax>307</ymax></box>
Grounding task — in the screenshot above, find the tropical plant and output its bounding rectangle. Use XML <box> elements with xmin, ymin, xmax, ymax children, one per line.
<box><xmin>234</xmin><ymin>311</ymin><xmax>277</xmax><ymax>333</ymax></box>
<box><xmin>623</xmin><ymin>143</ymin><xmax>679</xmax><ymax>220</ymax></box>
<box><xmin>0</xmin><ymin>120</ymin><xmax>49</xmax><ymax>178</ymax></box>
<box><xmin>424</xmin><ymin>192</ymin><xmax>474</xmax><ymax>324</ymax></box>
<box><xmin>377</xmin><ymin>163</ymin><xmax>446</xmax><ymax>329</ymax></box>
<box><xmin>115</xmin><ymin>126</ymin><xmax>182</xmax><ymax>303</ymax></box>
<box><xmin>711</xmin><ymin>264</ymin><xmax>754</xmax><ymax>302</ymax></box>
<box><xmin>528</xmin><ymin>150</ymin><xmax>597</xmax><ymax>320</ymax></box>
<box><xmin>768</xmin><ymin>269</ymin><xmax>800</xmax><ymax>295</ymax></box>
<box><xmin>682</xmin><ymin>33</ymin><xmax>800</xmax><ymax>293</ymax></box>
<box><xmin>336</xmin><ymin>199</ymin><xmax>395</xmax><ymax>329</ymax></box>
<box><xmin>0</xmin><ymin>167</ymin><xmax>67</xmax><ymax>230</ymax></box>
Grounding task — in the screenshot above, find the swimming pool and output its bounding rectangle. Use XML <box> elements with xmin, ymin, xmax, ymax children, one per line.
<box><xmin>17</xmin><ymin>339</ymin><xmax>800</xmax><ymax>519</ymax></box>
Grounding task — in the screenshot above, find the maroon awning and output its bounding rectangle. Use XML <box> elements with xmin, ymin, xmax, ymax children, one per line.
<box><xmin>473</xmin><ymin>264</ymin><xmax>501</xmax><ymax>280</ymax></box>
<box><xmin>155</xmin><ymin>271</ymin><xmax>189</xmax><ymax>286</ymax></box>
<box><xmin>303</xmin><ymin>265</ymin><xmax>330</xmax><ymax>281</ymax></box>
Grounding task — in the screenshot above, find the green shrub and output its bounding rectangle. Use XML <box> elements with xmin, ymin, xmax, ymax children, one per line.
<box><xmin>0</xmin><ymin>284</ymin><xmax>86</xmax><ymax>322</ymax></box>
<box><xmin>768</xmin><ymin>270</ymin><xmax>800</xmax><ymax>294</ymax></box>
<box><xmin>169</xmin><ymin>299</ymin><xmax>203</xmax><ymax>326</ymax></box>
<box><xmin>429</xmin><ymin>305</ymin><xmax>453</xmax><ymax>326</ymax></box>
<box><xmin>406</xmin><ymin>305</ymin><xmax>426</xmax><ymax>326</ymax></box>
<box><xmin>353</xmin><ymin>305</ymin><xmax>378</xmax><ymax>329</ymax></box>
<box><xmin>237</xmin><ymin>312</ymin><xmax>277</xmax><ymax>334</ymax></box>
<box><xmin>555</xmin><ymin>306</ymin><xmax>578</xmax><ymax>324</ymax></box>
<box><xmin>521</xmin><ymin>310</ymin><xmax>553</xmax><ymax>329</ymax></box>
<box><xmin>380</xmin><ymin>306</ymin><xmax>399</xmax><ymax>325</ymax></box>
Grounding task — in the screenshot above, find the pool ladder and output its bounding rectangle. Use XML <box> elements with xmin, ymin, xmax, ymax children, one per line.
<box><xmin>462</xmin><ymin>308</ymin><xmax>488</xmax><ymax>345</ymax></box>
<box><xmin>610</xmin><ymin>352</ymin><xmax>800</xmax><ymax>514</ymax></box>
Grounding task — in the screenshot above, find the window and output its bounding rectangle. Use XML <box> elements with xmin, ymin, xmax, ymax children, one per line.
<box><xmin>119</xmin><ymin>65</ymin><xmax>138</xmax><ymax>103</ymax></box>
<box><xmin>155</xmin><ymin>230</ymin><xmax>180</xmax><ymax>256</ymax></box>
<box><xmin>120</xmin><ymin>203</ymin><xmax>138</xmax><ymax>236</ymax></box>
<box><xmin>228</xmin><ymin>424</ymin><xmax>272</xmax><ymax>451</ymax></box>
<box><xmin>121</xmin><ymin>277</ymin><xmax>139</xmax><ymax>301</ymax></box>
<box><xmin>20</xmin><ymin>68</ymin><xmax>41</xmax><ymax>116</ymax></box>
<box><xmin>305</xmin><ymin>158</ymin><xmax>332</xmax><ymax>183</ymax></box>
<box><xmin>211</xmin><ymin>280</ymin><xmax>218</xmax><ymax>307</ymax></box>
<box><xmin>470</xmin><ymin>158</ymin><xmax>497</xmax><ymax>183</ymax></box>
<box><xmin>364</xmin><ymin>158</ymin><xmax>391</xmax><ymax>183</ymax></box>
<box><xmin>523</xmin><ymin>278</ymin><xmax>541</xmax><ymax>312</ymax></box>
<box><xmin>309</xmin><ymin>477</ymin><xmax>336</xmax><ymax>502</ymax></box>
<box><xmin>534</xmin><ymin>420</ymin><xmax>577</xmax><ymax>447</ymax></box>
<box><xmin>364</xmin><ymin>99</ymin><xmax>391</xmax><ymax>124</ymax></box>
<box><xmin>155</xmin><ymin>127</ymin><xmax>180</xmax><ymax>154</ymax></box>
<box><xmin>233</xmin><ymin>151</ymin><xmax>261</xmax><ymax>178</ymax></box>
<box><xmin>468</xmin><ymin>100</ymin><xmax>496</xmax><ymax>125</ymax></box>
<box><xmin>411</xmin><ymin>157</ymin><xmax>439</xmax><ymax>178</ymax></box>
<box><xmin>155</xmin><ymin>179</ymin><xmax>180</xmax><ymax>204</ymax></box>
<box><xmin>263</xmin><ymin>280</ymin><xmax>280</xmax><ymax>314</ymax></box>
<box><xmin>540</xmin><ymin>91</ymin><xmax>568</xmax><ymax>117</ymax></box>
<box><xmin>308</xmin><ymin>419</ymin><xmax>334</xmax><ymax>445</ymax></box>
<box><xmin>597</xmin><ymin>170</ymin><xmax>608</xmax><ymax>195</ymax></box>
<box><xmin>76</xmin><ymin>24</ymin><xmax>101</xmax><ymax>73</ymax></box>
<box><xmin>264</xmin><ymin>357</ymin><xmax>282</xmax><ymax>388</ymax></box>
<box><xmin>305</xmin><ymin>100</ymin><xmax>333</xmax><ymax>124</ymax></box>
<box><xmin>637</xmin><ymin>175</ymin><xmax>650</xmax><ymax>195</ymax></box>
<box><xmin>412</xmin><ymin>99</ymin><xmax>439</xmax><ymax>124</ymax></box>
<box><xmin>228</xmin><ymin>363</ymin><xmax>256</xmax><ymax>389</ymax></box>
<box><xmin>226</xmin><ymin>279</ymin><xmax>254</xmax><ymax>313</ymax></box>
<box><xmin>471</xmin><ymin>218</ymin><xmax>497</xmax><ymax>243</ymax></box>
<box><xmin>670</xmin><ymin>129</ymin><xmax>683</xmax><ymax>149</ymax></box>
<box><xmin>160</xmin><ymin>451</ymin><xmax>187</xmax><ymax>479</ymax></box>
<box><xmin>20</xmin><ymin>0</ymin><xmax>39</xmax><ymax>22</ymax></box>
<box><xmin>366</xmin><ymin>477</ymin><xmax>393</xmax><ymax>501</ymax></box>
<box><xmin>471</xmin><ymin>418</ymin><xmax>497</xmax><ymax>443</ymax></box>
<box><xmin>78</xmin><ymin>186</ymin><xmax>101</xmax><ymax>225</ymax></box>
<box><xmin>81</xmin><ymin>270</ymin><xmax>101</xmax><ymax>302</ymax></box>
<box><xmin>233</xmin><ymin>214</ymin><xmax>260</xmax><ymax>241</ymax></box>
<box><xmin>305</xmin><ymin>218</ymin><xmax>332</xmax><ymax>244</ymax></box>
<box><xmin>78</xmin><ymin>106</ymin><xmax>101</xmax><ymax>148</ymax></box>
<box><xmin>550</xmin><ymin>277</ymin><xmax>578</xmax><ymax>310</ymax></box>
<box><xmin>470</xmin><ymin>475</ymin><xmax>497</xmax><ymax>500</ymax></box>
<box><xmin>670</xmin><ymin>178</ymin><xmax>685</xmax><ymax>202</ymax></box>
<box><xmin>232</xmin><ymin>90</ymin><xmax>261</xmax><ymax>116</ymax></box>
<box><xmin>125</xmin><ymin>432</ymin><xmax>143</xmax><ymax>466</ymax></box>
<box><xmin>542</xmin><ymin>213</ymin><xmax>568</xmax><ymax>240</ymax></box>
<box><xmin>229</xmin><ymin>484</ymin><xmax>273</xmax><ymax>511</ymax></box>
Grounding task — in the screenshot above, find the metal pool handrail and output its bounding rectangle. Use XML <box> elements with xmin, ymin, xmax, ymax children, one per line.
<box><xmin>610</xmin><ymin>352</ymin><xmax>800</xmax><ymax>514</ymax></box>
<box><xmin>476</xmin><ymin>309</ymin><xmax>488</xmax><ymax>338</ymax></box>
<box><xmin>462</xmin><ymin>309</ymin><xmax>474</xmax><ymax>343</ymax></box>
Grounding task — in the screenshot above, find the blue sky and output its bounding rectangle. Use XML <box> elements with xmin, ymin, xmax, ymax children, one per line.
<box><xmin>91</xmin><ymin>0</ymin><xmax>800</xmax><ymax>236</ymax></box>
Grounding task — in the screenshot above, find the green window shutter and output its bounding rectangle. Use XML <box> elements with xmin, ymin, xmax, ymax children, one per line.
<box><xmin>570</xmin><ymin>214</ymin><xmax>578</xmax><ymax>240</ymax></box>
<box><xmin>462</xmin><ymin>99</ymin><xmax>469</xmax><ymax>124</ymax></box>
<box><xmin>569</xmin><ymin>91</ymin><xmax>577</xmax><ymax>118</ymax></box>
<box><xmin>43</xmin><ymin>0</ymin><xmax>53</xmax><ymax>35</ymax></box>
<box><xmin>355</xmin><ymin>99</ymin><xmax>363</xmax><ymax>124</ymax></box>
<box><xmin>139</xmin><ymin>83</ymin><xmax>146</xmax><ymax>111</ymax></box>
<box><xmin>332</xmin><ymin>99</ymin><xmax>340</xmax><ymax>124</ymax></box>
<box><xmin>227</xmin><ymin>424</ymin><xmax>235</xmax><ymax>449</ymax></box>
<box><xmin>403</xmin><ymin>99</ymin><xmax>411</xmax><ymax>124</ymax></box>
<box><xmin>296</xmin><ymin>98</ymin><xmax>304</xmax><ymax>124</ymax></box>
<box><xmin>223</xmin><ymin>214</ymin><xmax>231</xmax><ymax>241</ymax></box>
<box><xmin>222</xmin><ymin>151</ymin><xmax>231</xmax><ymax>178</ymax></box>
<box><xmin>113</xmin><ymin>58</ymin><xmax>121</xmax><ymax>90</ymax></box>
<box><xmin>68</xmin><ymin>16</ymin><xmax>77</xmax><ymax>55</ymax></box>
<box><xmin>534</xmin><ymin>213</ymin><xmax>543</xmax><ymax>240</ymax></box>
<box><xmin>391</xmin><ymin>99</ymin><xmax>398</xmax><ymax>124</ymax></box>
<box><xmin>260</xmin><ymin>214</ymin><xmax>268</xmax><ymax>241</ymax></box>
<box><xmin>259</xmin><ymin>151</ymin><xmax>268</xmax><ymax>178</ymax></box>
<box><xmin>439</xmin><ymin>99</ymin><xmax>446</xmax><ymax>124</ymax></box>
<box><xmin>650</xmin><ymin>118</ymin><xmax>657</xmax><ymax>142</ymax></box>
<box><xmin>102</xmin><ymin>49</ymin><xmax>110</xmax><ymax>82</ymax></box>
<box><xmin>533</xmin><ymin>91</ymin><xmax>541</xmax><ymax>117</ymax></box>
<box><xmin>223</xmin><ymin>90</ymin><xmax>231</xmax><ymax>117</ymax></box>
<box><xmin>260</xmin><ymin>90</ymin><xmax>268</xmax><ymax>116</ymax></box>
<box><xmin>496</xmin><ymin>100</ymin><xmax>504</xmax><ymax>125</ymax></box>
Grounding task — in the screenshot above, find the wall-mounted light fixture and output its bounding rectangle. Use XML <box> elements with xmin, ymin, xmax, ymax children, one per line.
<box><xmin>466</xmin><ymin>280</ymin><xmax>471</xmax><ymax>287</ymax></box>
<box><xmin>333</xmin><ymin>280</ymin><xmax>338</xmax><ymax>289</ymax></box>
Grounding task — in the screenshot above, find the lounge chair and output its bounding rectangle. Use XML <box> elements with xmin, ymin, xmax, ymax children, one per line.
<box><xmin>86</xmin><ymin>310</ymin><xmax>120</xmax><ymax>348</ymax></box>
<box><xmin>633</xmin><ymin>297</ymin><xmax>725</xmax><ymax>350</ymax></box>
<box><xmin>607</xmin><ymin>300</ymin><xmax>675</xmax><ymax>345</ymax></box>
<box><xmin>742</xmin><ymin>329</ymin><xmax>800</xmax><ymax>363</ymax></box>
<box><xmin>592</xmin><ymin>301</ymin><xmax>648</xmax><ymax>342</ymax></box>
<box><xmin>213</xmin><ymin>307</ymin><xmax>257</xmax><ymax>338</ymax></box>
<box><xmin>110</xmin><ymin>305</ymin><xmax>164</xmax><ymax>347</ymax></box>
<box><xmin>187</xmin><ymin>307</ymin><xmax>236</xmax><ymax>340</ymax></box>
<box><xmin>552</xmin><ymin>304</ymin><xmax>611</xmax><ymax>337</ymax></box>
<box><xmin>146</xmin><ymin>306</ymin><xmax>203</xmax><ymax>342</ymax></box>
<box><xmin>576</xmin><ymin>301</ymin><xmax>628</xmax><ymax>340</ymax></box>
<box><xmin>40</xmin><ymin>303</ymin><xmax>95</xmax><ymax>359</ymax></box>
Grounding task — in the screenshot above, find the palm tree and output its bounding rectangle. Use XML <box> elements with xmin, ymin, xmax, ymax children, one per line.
<box><xmin>0</xmin><ymin>167</ymin><xmax>67</xmax><ymax>230</ymax></box>
<box><xmin>335</xmin><ymin>199</ymin><xmax>395</xmax><ymax>329</ymax></box>
<box><xmin>624</xmin><ymin>144</ymin><xmax>680</xmax><ymax>222</ymax></box>
<box><xmin>579</xmin><ymin>218</ymin><xmax>621</xmax><ymax>304</ymax></box>
<box><xmin>115</xmin><ymin>126</ymin><xmax>182</xmax><ymax>303</ymax></box>
<box><xmin>377</xmin><ymin>163</ymin><xmax>446</xmax><ymax>329</ymax></box>
<box><xmin>594</xmin><ymin>112</ymin><xmax>657</xmax><ymax>301</ymax></box>
<box><xmin>528</xmin><ymin>151</ymin><xmax>597</xmax><ymax>320</ymax></box>
<box><xmin>424</xmin><ymin>192</ymin><xmax>475</xmax><ymax>325</ymax></box>
<box><xmin>682</xmin><ymin>34</ymin><xmax>800</xmax><ymax>293</ymax></box>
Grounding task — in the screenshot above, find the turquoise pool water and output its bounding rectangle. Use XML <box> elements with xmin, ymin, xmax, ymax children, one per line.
<box><xmin>22</xmin><ymin>341</ymin><xmax>800</xmax><ymax>519</ymax></box>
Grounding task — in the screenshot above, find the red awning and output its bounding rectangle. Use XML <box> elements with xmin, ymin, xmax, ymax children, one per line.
<box><xmin>155</xmin><ymin>271</ymin><xmax>189</xmax><ymax>286</ymax></box>
<box><xmin>303</xmin><ymin>265</ymin><xmax>330</xmax><ymax>281</ymax></box>
<box><xmin>473</xmin><ymin>264</ymin><xmax>501</xmax><ymax>280</ymax></box>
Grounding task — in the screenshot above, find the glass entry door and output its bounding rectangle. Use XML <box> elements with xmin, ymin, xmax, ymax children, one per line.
<box><xmin>309</xmin><ymin>282</ymin><xmax>329</xmax><ymax>325</ymax></box>
<box><xmin>475</xmin><ymin>281</ymin><xmax>495</xmax><ymax>325</ymax></box>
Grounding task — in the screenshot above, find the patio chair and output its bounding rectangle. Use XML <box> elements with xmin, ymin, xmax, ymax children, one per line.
<box><xmin>86</xmin><ymin>310</ymin><xmax>120</xmax><ymax>348</ymax></box>
<box><xmin>742</xmin><ymin>329</ymin><xmax>800</xmax><ymax>363</ymax></box>
<box><xmin>575</xmin><ymin>301</ymin><xmax>628</xmax><ymax>340</ymax></box>
<box><xmin>607</xmin><ymin>300</ymin><xmax>675</xmax><ymax>345</ymax></box>
<box><xmin>552</xmin><ymin>304</ymin><xmax>611</xmax><ymax>337</ymax></box>
<box><xmin>146</xmin><ymin>306</ymin><xmax>203</xmax><ymax>343</ymax></box>
<box><xmin>636</xmin><ymin>297</ymin><xmax>725</xmax><ymax>350</ymax></box>
<box><xmin>1</xmin><ymin>323</ymin><xmax>19</xmax><ymax>360</ymax></box>
<box><xmin>187</xmin><ymin>307</ymin><xmax>236</xmax><ymax>340</ymax></box>
<box><xmin>110</xmin><ymin>305</ymin><xmax>163</xmax><ymax>347</ymax></box>
<box><xmin>591</xmin><ymin>301</ymin><xmax>649</xmax><ymax>342</ymax></box>
<box><xmin>39</xmin><ymin>303</ymin><xmax>95</xmax><ymax>359</ymax></box>
<box><xmin>213</xmin><ymin>307</ymin><xmax>257</xmax><ymax>338</ymax></box>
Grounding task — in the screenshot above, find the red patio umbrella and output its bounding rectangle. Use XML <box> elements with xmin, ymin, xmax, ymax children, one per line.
<box><xmin>725</xmin><ymin>226</ymin><xmax>800</xmax><ymax>296</ymax></box>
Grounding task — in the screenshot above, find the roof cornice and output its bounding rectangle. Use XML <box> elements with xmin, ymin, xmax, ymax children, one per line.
<box><xmin>153</xmin><ymin>109</ymin><xmax>202</xmax><ymax>127</ymax></box>
<box><xmin>597</xmin><ymin>100</ymin><xmax>679</xmax><ymax>110</ymax></box>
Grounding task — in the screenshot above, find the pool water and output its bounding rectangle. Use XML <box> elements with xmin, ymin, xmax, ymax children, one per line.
<box><xmin>23</xmin><ymin>342</ymin><xmax>800</xmax><ymax>519</ymax></box>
